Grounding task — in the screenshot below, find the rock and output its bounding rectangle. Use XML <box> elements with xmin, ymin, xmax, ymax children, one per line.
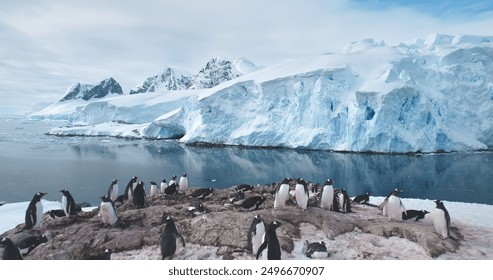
<box><xmin>0</xmin><ymin>186</ymin><xmax>464</xmax><ymax>260</ymax></box>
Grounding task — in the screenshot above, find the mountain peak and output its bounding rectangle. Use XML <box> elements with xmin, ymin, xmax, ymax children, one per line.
<box><xmin>59</xmin><ymin>77</ymin><xmax>123</xmax><ymax>102</ymax></box>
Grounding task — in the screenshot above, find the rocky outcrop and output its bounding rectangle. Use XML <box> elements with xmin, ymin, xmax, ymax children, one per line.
<box><xmin>1</xmin><ymin>186</ymin><xmax>462</xmax><ymax>260</ymax></box>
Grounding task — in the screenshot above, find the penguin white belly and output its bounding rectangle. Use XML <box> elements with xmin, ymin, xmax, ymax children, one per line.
<box><xmin>179</xmin><ymin>178</ymin><xmax>188</xmax><ymax>191</ymax></box>
<box><xmin>320</xmin><ymin>186</ymin><xmax>334</xmax><ymax>209</ymax></box>
<box><xmin>150</xmin><ymin>185</ymin><xmax>158</xmax><ymax>195</ymax></box>
<box><xmin>295</xmin><ymin>185</ymin><xmax>308</xmax><ymax>209</ymax></box>
<box><xmin>337</xmin><ymin>193</ymin><xmax>344</xmax><ymax>211</ymax></box>
<box><xmin>110</xmin><ymin>185</ymin><xmax>118</xmax><ymax>201</ymax></box>
<box><xmin>432</xmin><ymin>209</ymin><xmax>448</xmax><ymax>238</ymax></box>
<box><xmin>274</xmin><ymin>184</ymin><xmax>289</xmax><ymax>208</ymax></box>
<box><xmin>310</xmin><ymin>251</ymin><xmax>328</xmax><ymax>259</ymax></box>
<box><xmin>386</xmin><ymin>196</ymin><xmax>403</xmax><ymax>221</ymax></box>
<box><xmin>252</xmin><ymin>223</ymin><xmax>265</xmax><ymax>255</ymax></box>
<box><xmin>62</xmin><ymin>196</ymin><xmax>68</xmax><ymax>216</ymax></box>
<box><xmin>35</xmin><ymin>201</ymin><xmax>44</xmax><ymax>228</ymax></box>
<box><xmin>100</xmin><ymin>203</ymin><xmax>117</xmax><ymax>225</ymax></box>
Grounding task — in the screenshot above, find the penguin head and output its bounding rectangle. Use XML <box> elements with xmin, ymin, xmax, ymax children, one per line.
<box><xmin>34</xmin><ymin>192</ymin><xmax>47</xmax><ymax>199</ymax></box>
<box><xmin>325</xmin><ymin>179</ymin><xmax>334</xmax><ymax>185</ymax></box>
<box><xmin>161</xmin><ymin>178</ymin><xmax>167</xmax><ymax>183</ymax></box>
<box><xmin>59</xmin><ymin>189</ymin><xmax>70</xmax><ymax>195</ymax></box>
<box><xmin>150</xmin><ymin>181</ymin><xmax>157</xmax><ymax>185</ymax></box>
<box><xmin>182</xmin><ymin>173</ymin><xmax>187</xmax><ymax>177</ymax></box>
<box><xmin>319</xmin><ymin>241</ymin><xmax>326</xmax><ymax>247</ymax></box>
<box><xmin>164</xmin><ymin>215</ymin><xmax>174</xmax><ymax>224</ymax></box>
<box><xmin>392</xmin><ymin>189</ymin><xmax>404</xmax><ymax>196</ymax></box>
<box><xmin>112</xmin><ymin>179</ymin><xmax>118</xmax><ymax>184</ymax></box>
<box><xmin>270</xmin><ymin>221</ymin><xmax>282</xmax><ymax>229</ymax></box>
<box><xmin>0</xmin><ymin>237</ymin><xmax>14</xmax><ymax>246</ymax></box>
<box><xmin>172</xmin><ymin>175</ymin><xmax>177</xmax><ymax>180</ymax></box>
<box><xmin>100</xmin><ymin>195</ymin><xmax>112</xmax><ymax>202</ymax></box>
<box><xmin>132</xmin><ymin>176</ymin><xmax>138</xmax><ymax>181</ymax></box>
<box><xmin>281</xmin><ymin>177</ymin><xmax>291</xmax><ymax>184</ymax></box>
<box><xmin>434</xmin><ymin>200</ymin><xmax>444</xmax><ymax>208</ymax></box>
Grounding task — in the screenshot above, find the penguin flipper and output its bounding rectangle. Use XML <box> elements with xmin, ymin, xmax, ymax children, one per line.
<box><xmin>176</xmin><ymin>233</ymin><xmax>186</xmax><ymax>247</ymax></box>
<box><xmin>256</xmin><ymin>241</ymin><xmax>268</xmax><ymax>260</ymax></box>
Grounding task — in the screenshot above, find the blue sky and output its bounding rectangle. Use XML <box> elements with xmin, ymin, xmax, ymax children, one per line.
<box><xmin>1</xmin><ymin>0</ymin><xmax>492</xmax><ymax>114</ymax></box>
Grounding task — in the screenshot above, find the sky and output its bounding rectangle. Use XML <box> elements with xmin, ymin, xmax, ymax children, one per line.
<box><xmin>1</xmin><ymin>0</ymin><xmax>492</xmax><ymax>114</ymax></box>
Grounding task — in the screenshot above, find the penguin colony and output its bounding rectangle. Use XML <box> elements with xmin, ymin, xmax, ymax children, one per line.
<box><xmin>1</xmin><ymin>174</ymin><xmax>454</xmax><ymax>260</ymax></box>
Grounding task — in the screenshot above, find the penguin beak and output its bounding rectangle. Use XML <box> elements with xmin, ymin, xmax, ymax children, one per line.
<box><xmin>41</xmin><ymin>192</ymin><xmax>47</xmax><ymax>196</ymax></box>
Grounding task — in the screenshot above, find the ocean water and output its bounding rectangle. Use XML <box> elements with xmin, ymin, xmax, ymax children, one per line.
<box><xmin>0</xmin><ymin>118</ymin><xmax>492</xmax><ymax>206</ymax></box>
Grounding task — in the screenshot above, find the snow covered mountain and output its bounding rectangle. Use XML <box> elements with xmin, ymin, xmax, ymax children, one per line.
<box><xmin>59</xmin><ymin>77</ymin><xmax>123</xmax><ymax>101</ymax></box>
<box><xmin>129</xmin><ymin>57</ymin><xmax>263</xmax><ymax>94</ymax></box>
<box><xmin>35</xmin><ymin>34</ymin><xmax>493</xmax><ymax>153</ymax></box>
<box><xmin>129</xmin><ymin>66</ymin><xmax>192</xmax><ymax>94</ymax></box>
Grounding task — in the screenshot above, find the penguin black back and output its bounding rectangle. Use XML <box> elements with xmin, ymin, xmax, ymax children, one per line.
<box><xmin>239</xmin><ymin>196</ymin><xmax>266</xmax><ymax>211</ymax></box>
<box><xmin>190</xmin><ymin>188</ymin><xmax>214</xmax><ymax>199</ymax></box>
<box><xmin>1</xmin><ymin>237</ymin><xmax>23</xmax><ymax>260</ymax></box>
<box><xmin>402</xmin><ymin>209</ymin><xmax>430</xmax><ymax>221</ymax></box>
<box><xmin>24</xmin><ymin>192</ymin><xmax>47</xmax><ymax>230</ymax></box>
<box><xmin>60</xmin><ymin>189</ymin><xmax>77</xmax><ymax>216</ymax></box>
<box><xmin>86</xmin><ymin>249</ymin><xmax>112</xmax><ymax>260</ymax></box>
<box><xmin>256</xmin><ymin>221</ymin><xmax>282</xmax><ymax>260</ymax></box>
<box><xmin>160</xmin><ymin>216</ymin><xmax>186</xmax><ymax>259</ymax></box>
<box><xmin>352</xmin><ymin>192</ymin><xmax>370</xmax><ymax>204</ymax></box>
<box><xmin>132</xmin><ymin>181</ymin><xmax>146</xmax><ymax>208</ymax></box>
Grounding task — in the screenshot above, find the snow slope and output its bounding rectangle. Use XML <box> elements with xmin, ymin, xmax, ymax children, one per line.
<box><xmin>34</xmin><ymin>34</ymin><xmax>493</xmax><ymax>153</ymax></box>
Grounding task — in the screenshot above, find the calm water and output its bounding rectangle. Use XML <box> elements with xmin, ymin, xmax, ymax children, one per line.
<box><xmin>1</xmin><ymin>118</ymin><xmax>492</xmax><ymax>206</ymax></box>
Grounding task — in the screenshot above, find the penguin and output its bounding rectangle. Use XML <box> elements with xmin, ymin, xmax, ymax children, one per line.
<box><xmin>229</xmin><ymin>189</ymin><xmax>245</xmax><ymax>205</ymax></box>
<box><xmin>256</xmin><ymin>221</ymin><xmax>282</xmax><ymax>260</ymax></box>
<box><xmin>160</xmin><ymin>216</ymin><xmax>186</xmax><ymax>259</ymax></box>
<box><xmin>235</xmin><ymin>184</ymin><xmax>254</xmax><ymax>192</ymax></box>
<box><xmin>273</xmin><ymin>177</ymin><xmax>291</xmax><ymax>209</ymax></box>
<box><xmin>179</xmin><ymin>173</ymin><xmax>189</xmax><ymax>192</ymax></box>
<box><xmin>402</xmin><ymin>209</ymin><xmax>430</xmax><ymax>221</ymax></box>
<box><xmin>150</xmin><ymin>181</ymin><xmax>159</xmax><ymax>196</ymax></box>
<box><xmin>17</xmin><ymin>233</ymin><xmax>49</xmax><ymax>257</ymax></box>
<box><xmin>132</xmin><ymin>181</ymin><xmax>146</xmax><ymax>208</ymax></box>
<box><xmin>239</xmin><ymin>196</ymin><xmax>266</xmax><ymax>211</ymax></box>
<box><xmin>305</xmin><ymin>241</ymin><xmax>329</xmax><ymax>259</ymax></box>
<box><xmin>160</xmin><ymin>179</ymin><xmax>168</xmax><ymax>194</ymax></box>
<box><xmin>246</xmin><ymin>215</ymin><xmax>265</xmax><ymax>256</ymax></box>
<box><xmin>187</xmin><ymin>200</ymin><xmax>207</xmax><ymax>216</ymax></box>
<box><xmin>0</xmin><ymin>237</ymin><xmax>23</xmax><ymax>260</ymax></box>
<box><xmin>87</xmin><ymin>249</ymin><xmax>112</xmax><ymax>260</ymax></box>
<box><xmin>99</xmin><ymin>195</ymin><xmax>118</xmax><ymax>226</ymax></box>
<box><xmin>336</xmin><ymin>188</ymin><xmax>351</xmax><ymax>213</ymax></box>
<box><xmin>294</xmin><ymin>178</ymin><xmax>309</xmax><ymax>210</ymax></box>
<box><xmin>164</xmin><ymin>182</ymin><xmax>179</xmax><ymax>196</ymax></box>
<box><xmin>378</xmin><ymin>189</ymin><xmax>396</xmax><ymax>215</ymax></box>
<box><xmin>352</xmin><ymin>192</ymin><xmax>370</xmax><ymax>204</ymax></box>
<box><xmin>47</xmin><ymin>209</ymin><xmax>66</xmax><ymax>219</ymax></box>
<box><xmin>107</xmin><ymin>179</ymin><xmax>119</xmax><ymax>202</ymax></box>
<box><xmin>169</xmin><ymin>175</ymin><xmax>177</xmax><ymax>186</ymax></box>
<box><xmin>385</xmin><ymin>188</ymin><xmax>405</xmax><ymax>221</ymax></box>
<box><xmin>23</xmin><ymin>192</ymin><xmax>47</xmax><ymax>230</ymax></box>
<box><xmin>319</xmin><ymin>179</ymin><xmax>334</xmax><ymax>210</ymax></box>
<box><xmin>60</xmin><ymin>189</ymin><xmax>77</xmax><ymax>217</ymax></box>
<box><xmin>124</xmin><ymin>176</ymin><xmax>138</xmax><ymax>201</ymax></box>
<box><xmin>432</xmin><ymin>200</ymin><xmax>450</xmax><ymax>239</ymax></box>
<box><xmin>190</xmin><ymin>188</ymin><xmax>214</xmax><ymax>200</ymax></box>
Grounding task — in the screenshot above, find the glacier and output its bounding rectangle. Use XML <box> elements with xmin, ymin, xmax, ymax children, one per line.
<box><xmin>31</xmin><ymin>34</ymin><xmax>493</xmax><ymax>153</ymax></box>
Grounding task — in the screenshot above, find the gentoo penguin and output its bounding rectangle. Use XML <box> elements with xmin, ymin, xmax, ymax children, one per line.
<box><xmin>256</xmin><ymin>221</ymin><xmax>282</xmax><ymax>260</ymax></box>
<box><xmin>294</xmin><ymin>178</ymin><xmax>309</xmax><ymax>210</ymax></box>
<box><xmin>246</xmin><ymin>215</ymin><xmax>265</xmax><ymax>255</ymax></box>
<box><xmin>319</xmin><ymin>179</ymin><xmax>334</xmax><ymax>210</ymax></box>
<box><xmin>150</xmin><ymin>181</ymin><xmax>159</xmax><ymax>196</ymax></box>
<box><xmin>235</xmin><ymin>184</ymin><xmax>254</xmax><ymax>192</ymax></box>
<box><xmin>385</xmin><ymin>188</ymin><xmax>405</xmax><ymax>221</ymax></box>
<box><xmin>229</xmin><ymin>189</ymin><xmax>245</xmax><ymax>205</ymax></box>
<box><xmin>99</xmin><ymin>195</ymin><xmax>118</xmax><ymax>226</ymax></box>
<box><xmin>160</xmin><ymin>216</ymin><xmax>186</xmax><ymax>259</ymax></box>
<box><xmin>107</xmin><ymin>179</ymin><xmax>119</xmax><ymax>202</ymax></box>
<box><xmin>239</xmin><ymin>196</ymin><xmax>266</xmax><ymax>211</ymax></box>
<box><xmin>60</xmin><ymin>189</ymin><xmax>77</xmax><ymax>217</ymax></box>
<box><xmin>336</xmin><ymin>188</ymin><xmax>351</xmax><ymax>213</ymax></box>
<box><xmin>432</xmin><ymin>200</ymin><xmax>450</xmax><ymax>239</ymax></box>
<box><xmin>87</xmin><ymin>249</ymin><xmax>112</xmax><ymax>260</ymax></box>
<box><xmin>169</xmin><ymin>175</ymin><xmax>177</xmax><ymax>186</ymax></box>
<box><xmin>47</xmin><ymin>209</ymin><xmax>66</xmax><ymax>219</ymax></box>
<box><xmin>124</xmin><ymin>176</ymin><xmax>138</xmax><ymax>201</ymax></box>
<box><xmin>0</xmin><ymin>237</ymin><xmax>23</xmax><ymax>260</ymax></box>
<box><xmin>164</xmin><ymin>182</ymin><xmax>179</xmax><ymax>196</ymax></box>
<box><xmin>305</xmin><ymin>241</ymin><xmax>329</xmax><ymax>259</ymax></box>
<box><xmin>352</xmin><ymin>192</ymin><xmax>370</xmax><ymax>204</ymax></box>
<box><xmin>23</xmin><ymin>192</ymin><xmax>47</xmax><ymax>230</ymax></box>
<box><xmin>132</xmin><ymin>181</ymin><xmax>146</xmax><ymax>208</ymax></box>
<box><xmin>402</xmin><ymin>209</ymin><xmax>430</xmax><ymax>221</ymax></box>
<box><xmin>187</xmin><ymin>201</ymin><xmax>207</xmax><ymax>217</ymax></box>
<box><xmin>190</xmin><ymin>188</ymin><xmax>214</xmax><ymax>200</ymax></box>
<box><xmin>179</xmin><ymin>173</ymin><xmax>189</xmax><ymax>192</ymax></box>
<box><xmin>160</xmin><ymin>179</ymin><xmax>168</xmax><ymax>194</ymax></box>
<box><xmin>17</xmin><ymin>233</ymin><xmax>49</xmax><ymax>257</ymax></box>
<box><xmin>273</xmin><ymin>177</ymin><xmax>291</xmax><ymax>209</ymax></box>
